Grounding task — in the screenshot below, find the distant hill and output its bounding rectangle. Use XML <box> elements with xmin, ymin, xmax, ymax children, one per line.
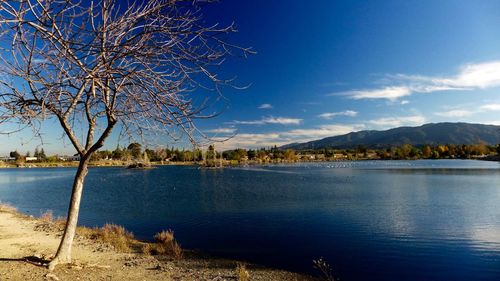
<box><xmin>281</xmin><ymin>122</ymin><xmax>500</xmax><ymax>150</ymax></box>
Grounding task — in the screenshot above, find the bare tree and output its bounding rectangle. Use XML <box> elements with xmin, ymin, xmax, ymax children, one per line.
<box><xmin>0</xmin><ymin>0</ymin><xmax>251</xmax><ymax>270</ymax></box>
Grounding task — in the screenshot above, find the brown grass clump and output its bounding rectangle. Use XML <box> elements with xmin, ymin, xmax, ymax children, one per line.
<box><xmin>236</xmin><ymin>263</ymin><xmax>250</xmax><ymax>281</ymax></box>
<box><xmin>170</xmin><ymin>240</ymin><xmax>183</xmax><ymax>260</ymax></box>
<box><xmin>0</xmin><ymin>203</ymin><xmax>17</xmax><ymax>213</ymax></box>
<box><xmin>154</xmin><ymin>230</ymin><xmax>175</xmax><ymax>244</ymax></box>
<box><xmin>141</xmin><ymin>243</ymin><xmax>154</xmax><ymax>255</ymax></box>
<box><xmin>144</xmin><ymin>229</ymin><xmax>183</xmax><ymax>260</ymax></box>
<box><xmin>77</xmin><ymin>224</ymin><xmax>134</xmax><ymax>252</ymax></box>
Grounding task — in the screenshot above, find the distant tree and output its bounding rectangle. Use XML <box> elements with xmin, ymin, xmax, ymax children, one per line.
<box><xmin>112</xmin><ymin>147</ymin><xmax>124</xmax><ymax>160</ymax></box>
<box><xmin>247</xmin><ymin>149</ymin><xmax>256</xmax><ymax>160</ymax></box>
<box><xmin>324</xmin><ymin>149</ymin><xmax>334</xmax><ymax>158</ymax></box>
<box><xmin>155</xmin><ymin>148</ymin><xmax>167</xmax><ymax>161</ymax></box>
<box><xmin>206</xmin><ymin>145</ymin><xmax>216</xmax><ymax>160</ymax></box>
<box><xmin>9</xmin><ymin>151</ymin><xmax>20</xmax><ymax>160</ymax></box>
<box><xmin>127</xmin><ymin>143</ymin><xmax>143</xmax><ymax>159</ymax></box>
<box><xmin>234</xmin><ymin>149</ymin><xmax>248</xmax><ymax>161</ymax></box>
<box><xmin>39</xmin><ymin>148</ymin><xmax>47</xmax><ymax>160</ymax></box>
<box><xmin>46</xmin><ymin>156</ymin><xmax>57</xmax><ymax>163</ymax></box>
<box><xmin>145</xmin><ymin>149</ymin><xmax>160</xmax><ymax>162</ymax></box>
<box><xmin>222</xmin><ymin>149</ymin><xmax>247</xmax><ymax>161</ymax></box>
<box><xmin>356</xmin><ymin>145</ymin><xmax>367</xmax><ymax>155</ymax></box>
<box><xmin>470</xmin><ymin>144</ymin><xmax>489</xmax><ymax>156</ymax></box>
<box><xmin>194</xmin><ymin>149</ymin><xmax>204</xmax><ymax>161</ymax></box>
<box><xmin>222</xmin><ymin>150</ymin><xmax>233</xmax><ymax>160</ymax></box>
<box><xmin>283</xmin><ymin>149</ymin><xmax>297</xmax><ymax>161</ymax></box>
<box><xmin>257</xmin><ymin>149</ymin><xmax>268</xmax><ymax>161</ymax></box>
<box><xmin>409</xmin><ymin>147</ymin><xmax>420</xmax><ymax>158</ymax></box>
<box><xmin>431</xmin><ymin>150</ymin><xmax>440</xmax><ymax>159</ymax></box>
<box><xmin>422</xmin><ymin>145</ymin><xmax>432</xmax><ymax>158</ymax></box>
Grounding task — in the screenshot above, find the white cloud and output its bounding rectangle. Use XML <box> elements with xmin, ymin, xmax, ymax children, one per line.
<box><xmin>434</xmin><ymin>110</ymin><xmax>474</xmax><ymax>118</ymax></box>
<box><xmin>318</xmin><ymin>110</ymin><xmax>358</xmax><ymax>120</ymax></box>
<box><xmin>231</xmin><ymin>120</ymin><xmax>264</xmax><ymax>125</ymax></box>
<box><xmin>216</xmin><ymin>124</ymin><xmax>364</xmax><ymax>150</ymax></box>
<box><xmin>480</xmin><ymin>104</ymin><xmax>500</xmax><ymax>111</ymax></box>
<box><xmin>282</xmin><ymin>124</ymin><xmax>364</xmax><ymax>140</ymax></box>
<box><xmin>205</xmin><ymin>128</ymin><xmax>236</xmax><ymax>134</ymax></box>
<box><xmin>336</xmin><ymin>60</ymin><xmax>500</xmax><ymax>101</ymax></box>
<box><xmin>401</xmin><ymin>100</ymin><xmax>409</xmax><ymax>105</ymax></box>
<box><xmin>215</xmin><ymin>133</ymin><xmax>284</xmax><ymax>150</ymax></box>
<box><xmin>453</xmin><ymin>61</ymin><xmax>500</xmax><ymax>88</ymax></box>
<box><xmin>344</xmin><ymin>86</ymin><xmax>412</xmax><ymax>101</ymax></box>
<box><xmin>431</xmin><ymin>102</ymin><xmax>500</xmax><ymax>119</ymax></box>
<box><xmin>485</xmin><ymin>120</ymin><xmax>500</xmax><ymax>125</ymax></box>
<box><xmin>263</xmin><ymin>117</ymin><xmax>302</xmax><ymax>125</ymax></box>
<box><xmin>258</xmin><ymin>103</ymin><xmax>273</xmax><ymax>109</ymax></box>
<box><xmin>367</xmin><ymin>115</ymin><xmax>426</xmax><ymax>128</ymax></box>
<box><xmin>233</xmin><ymin>116</ymin><xmax>302</xmax><ymax>125</ymax></box>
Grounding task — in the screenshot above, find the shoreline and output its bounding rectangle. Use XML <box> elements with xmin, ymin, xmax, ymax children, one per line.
<box><xmin>0</xmin><ymin>205</ymin><xmax>317</xmax><ymax>280</ymax></box>
<box><xmin>0</xmin><ymin>156</ymin><xmax>497</xmax><ymax>170</ymax></box>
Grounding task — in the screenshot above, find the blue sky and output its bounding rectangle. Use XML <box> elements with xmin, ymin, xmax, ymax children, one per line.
<box><xmin>2</xmin><ymin>0</ymin><xmax>500</xmax><ymax>154</ymax></box>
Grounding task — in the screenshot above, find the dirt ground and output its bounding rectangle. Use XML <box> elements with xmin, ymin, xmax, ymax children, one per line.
<box><xmin>0</xmin><ymin>208</ymin><xmax>317</xmax><ymax>281</ymax></box>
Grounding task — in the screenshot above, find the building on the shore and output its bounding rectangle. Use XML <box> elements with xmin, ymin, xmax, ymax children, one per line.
<box><xmin>333</xmin><ymin>153</ymin><xmax>348</xmax><ymax>159</ymax></box>
<box><xmin>57</xmin><ymin>155</ymin><xmax>81</xmax><ymax>161</ymax></box>
<box><xmin>0</xmin><ymin>156</ymin><xmax>16</xmax><ymax>162</ymax></box>
<box><xmin>25</xmin><ymin>156</ymin><xmax>38</xmax><ymax>162</ymax></box>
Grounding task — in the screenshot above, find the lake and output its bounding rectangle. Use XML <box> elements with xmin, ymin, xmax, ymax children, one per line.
<box><xmin>0</xmin><ymin>159</ymin><xmax>499</xmax><ymax>280</ymax></box>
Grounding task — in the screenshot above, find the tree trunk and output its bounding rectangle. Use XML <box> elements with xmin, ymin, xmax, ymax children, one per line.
<box><xmin>48</xmin><ymin>157</ymin><xmax>89</xmax><ymax>270</ymax></box>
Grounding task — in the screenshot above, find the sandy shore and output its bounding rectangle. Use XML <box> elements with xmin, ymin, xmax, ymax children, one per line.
<box><xmin>0</xmin><ymin>207</ymin><xmax>316</xmax><ymax>281</ymax></box>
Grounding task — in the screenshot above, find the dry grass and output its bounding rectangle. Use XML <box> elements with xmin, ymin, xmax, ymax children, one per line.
<box><xmin>141</xmin><ymin>243</ymin><xmax>155</xmax><ymax>255</ymax></box>
<box><xmin>35</xmin><ymin>210</ymin><xmax>67</xmax><ymax>232</ymax></box>
<box><xmin>142</xmin><ymin>229</ymin><xmax>183</xmax><ymax>260</ymax></box>
<box><xmin>40</xmin><ymin>210</ymin><xmax>54</xmax><ymax>222</ymax></box>
<box><xmin>76</xmin><ymin>224</ymin><xmax>182</xmax><ymax>258</ymax></box>
<box><xmin>236</xmin><ymin>263</ymin><xmax>250</xmax><ymax>281</ymax></box>
<box><xmin>77</xmin><ymin>224</ymin><xmax>135</xmax><ymax>252</ymax></box>
<box><xmin>154</xmin><ymin>230</ymin><xmax>175</xmax><ymax>244</ymax></box>
<box><xmin>0</xmin><ymin>203</ymin><xmax>17</xmax><ymax>213</ymax></box>
<box><xmin>170</xmin><ymin>240</ymin><xmax>183</xmax><ymax>260</ymax></box>
<box><xmin>313</xmin><ymin>257</ymin><xmax>336</xmax><ymax>281</ymax></box>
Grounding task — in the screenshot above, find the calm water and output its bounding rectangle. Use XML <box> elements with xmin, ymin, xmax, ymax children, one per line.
<box><xmin>1</xmin><ymin>160</ymin><xmax>500</xmax><ymax>280</ymax></box>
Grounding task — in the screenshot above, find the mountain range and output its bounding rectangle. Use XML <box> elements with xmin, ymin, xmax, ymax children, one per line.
<box><xmin>281</xmin><ymin>122</ymin><xmax>500</xmax><ymax>150</ymax></box>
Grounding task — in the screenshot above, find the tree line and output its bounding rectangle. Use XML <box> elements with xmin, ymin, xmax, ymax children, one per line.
<box><xmin>220</xmin><ymin>143</ymin><xmax>500</xmax><ymax>162</ymax></box>
<box><xmin>5</xmin><ymin>143</ymin><xmax>498</xmax><ymax>164</ymax></box>
<box><xmin>5</xmin><ymin>143</ymin><xmax>500</xmax><ymax>163</ymax></box>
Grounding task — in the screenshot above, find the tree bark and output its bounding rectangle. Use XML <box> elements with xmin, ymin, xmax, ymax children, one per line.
<box><xmin>48</xmin><ymin>157</ymin><xmax>89</xmax><ymax>271</ymax></box>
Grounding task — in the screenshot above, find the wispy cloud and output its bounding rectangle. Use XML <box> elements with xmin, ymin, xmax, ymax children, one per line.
<box><xmin>233</xmin><ymin>116</ymin><xmax>303</xmax><ymax>125</ymax></box>
<box><xmin>342</xmin><ymin>86</ymin><xmax>412</xmax><ymax>101</ymax></box>
<box><xmin>434</xmin><ymin>102</ymin><xmax>500</xmax><ymax>118</ymax></box>
<box><xmin>282</xmin><ymin>124</ymin><xmax>364</xmax><ymax>139</ymax></box>
<box><xmin>480</xmin><ymin>103</ymin><xmax>500</xmax><ymax>111</ymax></box>
<box><xmin>434</xmin><ymin>110</ymin><xmax>474</xmax><ymax>118</ymax></box>
<box><xmin>367</xmin><ymin>115</ymin><xmax>426</xmax><ymax>128</ymax></box>
<box><xmin>334</xmin><ymin>60</ymin><xmax>500</xmax><ymax>101</ymax></box>
<box><xmin>258</xmin><ymin>103</ymin><xmax>273</xmax><ymax>109</ymax></box>
<box><xmin>318</xmin><ymin>110</ymin><xmax>358</xmax><ymax>120</ymax></box>
<box><xmin>205</xmin><ymin>128</ymin><xmax>236</xmax><ymax>134</ymax></box>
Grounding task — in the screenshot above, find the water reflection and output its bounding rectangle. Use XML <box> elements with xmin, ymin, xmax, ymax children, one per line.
<box><xmin>0</xmin><ymin>160</ymin><xmax>499</xmax><ymax>280</ymax></box>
